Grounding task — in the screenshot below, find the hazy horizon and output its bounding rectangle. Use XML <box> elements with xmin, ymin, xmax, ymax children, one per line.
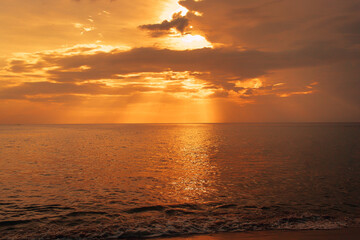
<box><xmin>1</xmin><ymin>121</ymin><xmax>360</xmax><ymax>125</ymax></box>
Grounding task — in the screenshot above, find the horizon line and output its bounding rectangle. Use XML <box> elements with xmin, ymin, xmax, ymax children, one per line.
<box><xmin>1</xmin><ymin>121</ymin><xmax>360</xmax><ymax>125</ymax></box>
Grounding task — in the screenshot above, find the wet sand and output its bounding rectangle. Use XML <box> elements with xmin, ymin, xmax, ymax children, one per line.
<box><xmin>157</xmin><ymin>228</ymin><xmax>360</xmax><ymax>240</ymax></box>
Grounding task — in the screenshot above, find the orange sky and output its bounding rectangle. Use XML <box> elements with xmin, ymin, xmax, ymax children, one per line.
<box><xmin>0</xmin><ymin>0</ymin><xmax>359</xmax><ymax>123</ymax></box>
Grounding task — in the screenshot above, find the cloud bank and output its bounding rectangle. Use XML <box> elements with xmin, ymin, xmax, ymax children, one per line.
<box><xmin>1</xmin><ymin>0</ymin><xmax>360</xmax><ymax>123</ymax></box>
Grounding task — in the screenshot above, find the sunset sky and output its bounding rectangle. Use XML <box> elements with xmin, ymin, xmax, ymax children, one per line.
<box><xmin>1</xmin><ymin>0</ymin><xmax>359</xmax><ymax>123</ymax></box>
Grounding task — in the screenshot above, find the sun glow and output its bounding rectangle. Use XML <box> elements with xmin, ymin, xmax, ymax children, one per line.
<box><xmin>160</xmin><ymin>2</ymin><xmax>189</xmax><ymax>20</ymax></box>
<box><xmin>155</xmin><ymin>1</ymin><xmax>212</xmax><ymax>50</ymax></box>
<box><xmin>167</xmin><ymin>34</ymin><xmax>212</xmax><ymax>50</ymax></box>
<box><xmin>181</xmin><ymin>34</ymin><xmax>205</xmax><ymax>43</ymax></box>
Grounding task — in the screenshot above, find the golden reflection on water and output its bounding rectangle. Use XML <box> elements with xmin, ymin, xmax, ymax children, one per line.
<box><xmin>1</xmin><ymin>124</ymin><xmax>360</xmax><ymax>239</ymax></box>
<box><xmin>165</xmin><ymin>125</ymin><xmax>218</xmax><ymax>202</ymax></box>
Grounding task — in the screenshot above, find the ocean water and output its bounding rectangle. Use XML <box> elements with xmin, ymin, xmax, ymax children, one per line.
<box><xmin>0</xmin><ymin>123</ymin><xmax>359</xmax><ymax>239</ymax></box>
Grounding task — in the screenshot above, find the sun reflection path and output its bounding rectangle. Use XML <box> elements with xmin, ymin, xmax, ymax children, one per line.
<box><xmin>166</xmin><ymin>125</ymin><xmax>219</xmax><ymax>202</ymax></box>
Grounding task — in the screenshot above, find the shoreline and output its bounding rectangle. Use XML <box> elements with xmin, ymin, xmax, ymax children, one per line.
<box><xmin>155</xmin><ymin>228</ymin><xmax>360</xmax><ymax>240</ymax></box>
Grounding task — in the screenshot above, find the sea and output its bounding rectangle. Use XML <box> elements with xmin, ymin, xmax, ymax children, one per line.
<box><xmin>0</xmin><ymin>123</ymin><xmax>359</xmax><ymax>239</ymax></box>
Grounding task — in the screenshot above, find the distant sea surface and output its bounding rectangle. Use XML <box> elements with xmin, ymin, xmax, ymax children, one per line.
<box><xmin>1</xmin><ymin>123</ymin><xmax>360</xmax><ymax>239</ymax></box>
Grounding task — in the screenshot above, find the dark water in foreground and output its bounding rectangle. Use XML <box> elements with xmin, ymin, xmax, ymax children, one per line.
<box><xmin>0</xmin><ymin>123</ymin><xmax>360</xmax><ymax>239</ymax></box>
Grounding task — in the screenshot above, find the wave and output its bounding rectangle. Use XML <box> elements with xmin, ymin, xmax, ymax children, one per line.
<box><xmin>1</xmin><ymin>202</ymin><xmax>357</xmax><ymax>239</ymax></box>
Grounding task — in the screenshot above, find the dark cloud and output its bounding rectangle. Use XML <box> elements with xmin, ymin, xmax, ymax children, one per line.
<box><xmin>7</xmin><ymin>44</ymin><xmax>359</xmax><ymax>89</ymax></box>
<box><xmin>180</xmin><ymin>0</ymin><xmax>360</xmax><ymax>50</ymax></box>
<box><xmin>139</xmin><ymin>12</ymin><xmax>189</xmax><ymax>36</ymax></box>
<box><xmin>3</xmin><ymin>41</ymin><xmax>358</xmax><ymax>108</ymax></box>
<box><xmin>7</xmin><ymin>60</ymin><xmax>46</xmax><ymax>73</ymax></box>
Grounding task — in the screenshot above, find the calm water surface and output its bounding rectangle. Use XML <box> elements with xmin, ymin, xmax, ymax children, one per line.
<box><xmin>0</xmin><ymin>124</ymin><xmax>360</xmax><ymax>239</ymax></box>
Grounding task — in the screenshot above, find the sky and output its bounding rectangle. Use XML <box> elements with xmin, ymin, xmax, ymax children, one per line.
<box><xmin>0</xmin><ymin>0</ymin><xmax>359</xmax><ymax>123</ymax></box>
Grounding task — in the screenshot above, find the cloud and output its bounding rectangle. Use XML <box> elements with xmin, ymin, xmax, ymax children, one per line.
<box><xmin>7</xmin><ymin>44</ymin><xmax>359</xmax><ymax>87</ymax></box>
<box><xmin>180</xmin><ymin>0</ymin><xmax>360</xmax><ymax>50</ymax></box>
<box><xmin>139</xmin><ymin>12</ymin><xmax>189</xmax><ymax>36</ymax></box>
<box><xmin>2</xmin><ymin>42</ymin><xmax>356</xmax><ymax>107</ymax></box>
<box><xmin>0</xmin><ymin>81</ymin><xmax>169</xmax><ymax>101</ymax></box>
